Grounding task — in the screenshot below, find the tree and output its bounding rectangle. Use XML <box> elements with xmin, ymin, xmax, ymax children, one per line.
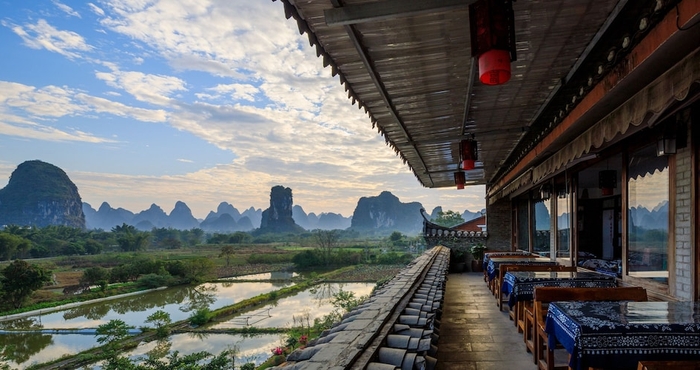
<box><xmin>229</xmin><ymin>231</ymin><xmax>252</xmax><ymax>244</ymax></box>
<box><xmin>432</xmin><ymin>210</ymin><xmax>465</xmax><ymax>228</ymax></box>
<box><xmin>0</xmin><ymin>233</ymin><xmax>31</xmax><ymax>260</ymax></box>
<box><xmin>145</xmin><ymin>310</ymin><xmax>172</xmax><ymax>338</ymax></box>
<box><xmin>81</xmin><ymin>266</ymin><xmax>110</xmax><ymax>286</ymax></box>
<box><xmin>0</xmin><ymin>260</ymin><xmax>51</xmax><ymax>309</ymax></box>
<box><xmin>113</xmin><ymin>224</ymin><xmax>150</xmax><ymax>252</ymax></box>
<box><xmin>219</xmin><ymin>245</ymin><xmax>235</xmax><ymax>267</ymax></box>
<box><xmin>389</xmin><ymin>231</ymin><xmax>404</xmax><ymax>242</ymax></box>
<box><xmin>183</xmin><ymin>258</ymin><xmax>216</xmax><ymax>283</ymax></box>
<box><xmin>314</xmin><ymin>230</ymin><xmax>339</xmax><ymax>266</ymax></box>
<box><xmin>96</xmin><ymin>319</ymin><xmax>132</xmax><ymax>346</ymax></box>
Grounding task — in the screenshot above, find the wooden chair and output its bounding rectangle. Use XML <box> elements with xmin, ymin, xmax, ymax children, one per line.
<box><xmin>495</xmin><ymin>262</ymin><xmax>564</xmax><ymax>312</ymax></box>
<box><xmin>533</xmin><ymin>286</ymin><xmax>648</xmax><ymax>370</ymax></box>
<box><xmin>519</xmin><ymin>266</ymin><xmax>578</xmax><ymax>340</ymax></box>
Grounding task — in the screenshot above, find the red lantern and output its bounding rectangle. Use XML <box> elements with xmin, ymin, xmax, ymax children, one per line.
<box><xmin>479</xmin><ymin>49</ymin><xmax>511</xmax><ymax>85</ymax></box>
<box><xmin>454</xmin><ymin>171</ymin><xmax>466</xmax><ymax>190</ymax></box>
<box><xmin>460</xmin><ymin>139</ymin><xmax>478</xmax><ymax>170</ymax></box>
<box><xmin>599</xmin><ymin>170</ymin><xmax>617</xmax><ymax>196</ymax></box>
<box><xmin>469</xmin><ymin>0</ymin><xmax>516</xmax><ymax>86</ymax></box>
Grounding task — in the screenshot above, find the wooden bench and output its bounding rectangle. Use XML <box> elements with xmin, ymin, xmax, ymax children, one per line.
<box><xmin>533</xmin><ymin>286</ymin><xmax>648</xmax><ymax>370</ymax></box>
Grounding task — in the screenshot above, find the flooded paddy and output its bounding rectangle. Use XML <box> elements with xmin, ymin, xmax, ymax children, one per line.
<box><xmin>0</xmin><ymin>280</ymin><xmax>374</xmax><ymax>369</ymax></box>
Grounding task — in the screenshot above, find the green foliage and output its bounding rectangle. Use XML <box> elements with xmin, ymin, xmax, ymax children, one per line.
<box><xmin>95</xmin><ymin>319</ymin><xmax>132</xmax><ymax>347</ymax></box>
<box><xmin>182</xmin><ymin>258</ymin><xmax>216</xmax><ymax>283</ymax></box>
<box><xmin>247</xmin><ymin>252</ymin><xmax>293</xmax><ymax>264</ymax></box>
<box><xmin>389</xmin><ymin>231</ymin><xmax>403</xmax><ymax>242</ymax></box>
<box><xmin>219</xmin><ymin>245</ymin><xmax>234</xmax><ymax>267</ymax></box>
<box><xmin>0</xmin><ymin>232</ymin><xmax>31</xmax><ymax>260</ymax></box>
<box><xmin>113</xmin><ymin>224</ymin><xmax>151</xmax><ymax>252</ymax></box>
<box><xmin>136</xmin><ymin>273</ymin><xmax>174</xmax><ymax>289</ymax></box>
<box><xmin>189</xmin><ymin>307</ymin><xmax>213</xmax><ymax>326</ymax></box>
<box><xmin>376</xmin><ymin>252</ymin><xmax>413</xmax><ymax>265</ymax></box>
<box><xmin>208</xmin><ymin>231</ymin><xmax>253</xmax><ymax>244</ymax></box>
<box><xmin>0</xmin><ymin>260</ymin><xmax>52</xmax><ymax>309</ymax></box>
<box><xmin>81</xmin><ymin>266</ymin><xmax>110</xmax><ymax>286</ymax></box>
<box><xmin>145</xmin><ymin>310</ymin><xmax>172</xmax><ymax>338</ymax></box>
<box><xmin>470</xmin><ymin>243</ymin><xmax>487</xmax><ymax>260</ymax></box>
<box><xmin>241</xmin><ymin>363</ymin><xmax>256</xmax><ymax>370</ymax></box>
<box><xmin>292</xmin><ymin>250</ymin><xmax>321</xmax><ymax>268</ymax></box>
<box><xmin>431</xmin><ymin>210</ymin><xmax>465</xmax><ymax>228</ymax></box>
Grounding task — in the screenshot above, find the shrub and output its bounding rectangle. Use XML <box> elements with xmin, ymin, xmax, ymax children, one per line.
<box><xmin>136</xmin><ymin>273</ymin><xmax>173</xmax><ymax>289</ymax></box>
<box><xmin>292</xmin><ymin>250</ymin><xmax>321</xmax><ymax>268</ymax></box>
<box><xmin>189</xmin><ymin>308</ymin><xmax>213</xmax><ymax>326</ymax></box>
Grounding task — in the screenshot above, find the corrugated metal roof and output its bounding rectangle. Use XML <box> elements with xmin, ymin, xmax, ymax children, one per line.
<box><xmin>276</xmin><ymin>0</ymin><xmax>664</xmax><ymax>188</ymax></box>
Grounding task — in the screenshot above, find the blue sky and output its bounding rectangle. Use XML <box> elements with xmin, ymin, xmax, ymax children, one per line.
<box><xmin>0</xmin><ymin>0</ymin><xmax>484</xmax><ymax>219</ymax></box>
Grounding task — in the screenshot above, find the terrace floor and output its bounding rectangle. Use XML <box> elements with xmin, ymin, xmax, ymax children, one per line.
<box><xmin>436</xmin><ymin>272</ymin><xmax>539</xmax><ymax>370</ymax></box>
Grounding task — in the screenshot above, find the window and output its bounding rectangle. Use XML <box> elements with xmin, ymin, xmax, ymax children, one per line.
<box><xmin>556</xmin><ymin>183</ymin><xmax>570</xmax><ymax>258</ymax></box>
<box><xmin>533</xmin><ymin>198</ymin><xmax>550</xmax><ymax>255</ymax></box>
<box><xmin>627</xmin><ymin>143</ymin><xmax>669</xmax><ymax>284</ymax></box>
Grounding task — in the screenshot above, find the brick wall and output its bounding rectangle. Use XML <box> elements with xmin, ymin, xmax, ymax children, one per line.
<box><xmin>486</xmin><ymin>197</ymin><xmax>512</xmax><ymax>251</ymax></box>
<box><xmin>674</xmin><ymin>118</ymin><xmax>693</xmax><ymax>300</ymax></box>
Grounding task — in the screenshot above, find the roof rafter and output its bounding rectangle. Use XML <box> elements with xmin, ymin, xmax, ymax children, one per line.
<box><xmin>324</xmin><ymin>0</ymin><xmax>475</xmax><ymax>27</ymax></box>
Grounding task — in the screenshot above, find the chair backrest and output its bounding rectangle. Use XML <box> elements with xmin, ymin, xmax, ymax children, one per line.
<box><xmin>533</xmin><ymin>286</ymin><xmax>647</xmax><ymax>302</ymax></box>
<box><xmin>533</xmin><ymin>286</ymin><xmax>647</xmax><ymax>326</ymax></box>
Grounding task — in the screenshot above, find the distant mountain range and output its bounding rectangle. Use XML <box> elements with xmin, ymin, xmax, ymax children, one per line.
<box><xmin>2</xmin><ymin>160</ymin><xmax>484</xmax><ymax>235</ymax></box>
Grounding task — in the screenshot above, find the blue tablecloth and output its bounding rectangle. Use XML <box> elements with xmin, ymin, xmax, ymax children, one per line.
<box><xmin>545</xmin><ymin>301</ymin><xmax>700</xmax><ymax>370</ymax></box>
<box><xmin>485</xmin><ymin>257</ymin><xmax>555</xmax><ymax>281</ymax></box>
<box><xmin>501</xmin><ymin>271</ymin><xmax>616</xmax><ymax>308</ymax></box>
<box><xmin>482</xmin><ymin>251</ymin><xmax>532</xmax><ymax>270</ymax></box>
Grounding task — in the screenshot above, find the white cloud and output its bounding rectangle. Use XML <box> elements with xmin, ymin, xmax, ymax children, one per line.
<box><xmin>88</xmin><ymin>3</ymin><xmax>105</xmax><ymax>16</ymax></box>
<box><xmin>94</xmin><ymin>69</ymin><xmax>187</xmax><ymax>106</ymax></box>
<box><xmin>53</xmin><ymin>1</ymin><xmax>81</xmax><ymax>18</ymax></box>
<box><xmin>205</xmin><ymin>83</ymin><xmax>259</xmax><ymax>101</ymax></box>
<box><xmin>0</xmin><ymin>1</ymin><xmax>488</xmax><ymax>217</ymax></box>
<box><xmin>0</xmin><ymin>81</ymin><xmax>165</xmax><ymax>141</ymax></box>
<box><xmin>7</xmin><ymin>19</ymin><xmax>91</xmax><ymax>59</ymax></box>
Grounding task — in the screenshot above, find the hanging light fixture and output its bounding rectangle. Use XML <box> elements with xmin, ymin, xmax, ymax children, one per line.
<box><xmin>460</xmin><ymin>139</ymin><xmax>478</xmax><ymax>170</ymax></box>
<box><xmin>454</xmin><ymin>171</ymin><xmax>466</xmax><ymax>190</ymax></box>
<box><xmin>598</xmin><ymin>170</ymin><xmax>617</xmax><ymax>196</ymax></box>
<box><xmin>469</xmin><ymin>0</ymin><xmax>517</xmax><ymax>86</ymax></box>
<box><xmin>656</xmin><ymin>130</ymin><xmax>677</xmax><ymax>156</ymax></box>
<box><xmin>539</xmin><ymin>184</ymin><xmax>551</xmax><ymax>200</ymax></box>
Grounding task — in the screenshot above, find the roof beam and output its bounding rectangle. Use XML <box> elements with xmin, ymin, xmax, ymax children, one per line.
<box><xmin>324</xmin><ymin>0</ymin><xmax>474</xmax><ymax>27</ymax></box>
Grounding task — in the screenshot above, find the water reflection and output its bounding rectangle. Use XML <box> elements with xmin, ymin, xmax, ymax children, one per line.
<box><xmin>135</xmin><ymin>333</ymin><xmax>280</xmax><ymax>367</ymax></box>
<box><xmin>0</xmin><ymin>281</ymin><xmax>367</xmax><ymax>368</ymax></box>
<box><xmin>0</xmin><ymin>281</ymin><xmax>293</xmax><ymax>330</ymax></box>
<box><xmin>225</xmin><ymin>271</ymin><xmax>299</xmax><ymax>281</ymax></box>
<box><xmin>0</xmin><ymin>334</ymin><xmax>95</xmax><ymax>369</ymax></box>
<box><xmin>212</xmin><ymin>282</ymin><xmax>374</xmax><ymax>329</ymax></box>
<box><xmin>0</xmin><ymin>331</ymin><xmax>53</xmax><ymax>364</ymax></box>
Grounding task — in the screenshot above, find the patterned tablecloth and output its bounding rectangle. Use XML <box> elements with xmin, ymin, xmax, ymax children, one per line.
<box><xmin>501</xmin><ymin>271</ymin><xmax>617</xmax><ymax>308</ymax></box>
<box><xmin>545</xmin><ymin>301</ymin><xmax>700</xmax><ymax>370</ymax></box>
<box><xmin>482</xmin><ymin>251</ymin><xmax>533</xmax><ymax>270</ymax></box>
<box><xmin>485</xmin><ymin>257</ymin><xmax>555</xmax><ymax>281</ymax></box>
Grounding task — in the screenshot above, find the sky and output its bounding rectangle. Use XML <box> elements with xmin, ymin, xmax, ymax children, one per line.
<box><xmin>0</xmin><ymin>0</ymin><xmax>485</xmax><ymax>219</ymax></box>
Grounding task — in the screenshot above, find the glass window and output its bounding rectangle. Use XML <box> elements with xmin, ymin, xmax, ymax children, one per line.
<box><xmin>517</xmin><ymin>199</ymin><xmax>529</xmax><ymax>251</ymax></box>
<box><xmin>533</xmin><ymin>198</ymin><xmax>550</xmax><ymax>255</ymax></box>
<box><xmin>627</xmin><ymin>144</ymin><xmax>669</xmax><ymax>284</ymax></box>
<box><xmin>556</xmin><ymin>185</ymin><xmax>570</xmax><ymax>258</ymax></box>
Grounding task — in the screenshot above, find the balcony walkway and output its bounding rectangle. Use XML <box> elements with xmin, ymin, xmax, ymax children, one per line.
<box><xmin>436</xmin><ymin>272</ymin><xmax>539</xmax><ymax>370</ymax></box>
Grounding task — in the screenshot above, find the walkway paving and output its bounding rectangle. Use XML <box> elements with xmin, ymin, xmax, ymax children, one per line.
<box><xmin>436</xmin><ymin>272</ymin><xmax>539</xmax><ymax>370</ymax></box>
